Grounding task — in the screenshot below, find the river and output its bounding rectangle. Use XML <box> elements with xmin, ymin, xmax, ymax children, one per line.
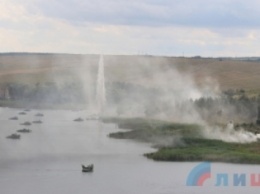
<box><xmin>0</xmin><ymin>108</ymin><xmax>259</xmax><ymax>194</ymax></box>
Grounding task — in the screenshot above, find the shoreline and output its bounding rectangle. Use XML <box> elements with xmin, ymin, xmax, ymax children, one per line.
<box><xmin>103</xmin><ymin>117</ymin><xmax>260</xmax><ymax>164</ymax></box>
<box><xmin>0</xmin><ymin>100</ymin><xmax>88</xmax><ymax>111</ymax></box>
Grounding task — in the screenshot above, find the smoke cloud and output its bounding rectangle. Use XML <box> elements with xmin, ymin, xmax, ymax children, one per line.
<box><xmin>1</xmin><ymin>54</ymin><xmax>259</xmax><ymax>143</ymax></box>
<box><xmin>93</xmin><ymin>55</ymin><xmax>259</xmax><ymax>143</ymax></box>
<box><xmin>203</xmin><ymin>121</ymin><xmax>258</xmax><ymax>143</ymax></box>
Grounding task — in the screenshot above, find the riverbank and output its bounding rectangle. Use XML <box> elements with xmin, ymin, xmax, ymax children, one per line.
<box><xmin>103</xmin><ymin>117</ymin><xmax>260</xmax><ymax>164</ymax></box>
<box><xmin>0</xmin><ymin>100</ymin><xmax>87</xmax><ymax>110</ymax></box>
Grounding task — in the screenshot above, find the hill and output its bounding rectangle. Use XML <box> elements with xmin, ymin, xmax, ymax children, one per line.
<box><xmin>0</xmin><ymin>53</ymin><xmax>259</xmax><ymax>92</ymax></box>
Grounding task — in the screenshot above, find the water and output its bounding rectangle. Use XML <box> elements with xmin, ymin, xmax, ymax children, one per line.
<box><xmin>0</xmin><ymin>108</ymin><xmax>259</xmax><ymax>194</ymax></box>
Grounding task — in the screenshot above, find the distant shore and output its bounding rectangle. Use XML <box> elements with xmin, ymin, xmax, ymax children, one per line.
<box><xmin>103</xmin><ymin>117</ymin><xmax>260</xmax><ymax>164</ymax></box>
<box><xmin>0</xmin><ymin>100</ymin><xmax>87</xmax><ymax>110</ymax></box>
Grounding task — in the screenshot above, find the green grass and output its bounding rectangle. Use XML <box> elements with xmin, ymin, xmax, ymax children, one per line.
<box><xmin>104</xmin><ymin>117</ymin><xmax>260</xmax><ymax>164</ymax></box>
<box><xmin>145</xmin><ymin>138</ymin><xmax>260</xmax><ymax>164</ymax></box>
<box><xmin>104</xmin><ymin>117</ymin><xmax>203</xmax><ymax>142</ymax></box>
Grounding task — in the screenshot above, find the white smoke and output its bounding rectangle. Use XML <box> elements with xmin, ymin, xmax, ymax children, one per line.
<box><xmin>65</xmin><ymin>55</ymin><xmax>260</xmax><ymax>144</ymax></box>
<box><xmin>3</xmin><ymin>54</ymin><xmax>257</xmax><ymax>144</ymax></box>
<box><xmin>95</xmin><ymin>56</ymin><xmax>259</xmax><ymax>144</ymax></box>
<box><xmin>203</xmin><ymin>121</ymin><xmax>258</xmax><ymax>143</ymax></box>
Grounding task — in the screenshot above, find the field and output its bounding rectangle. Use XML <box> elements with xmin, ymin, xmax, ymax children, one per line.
<box><xmin>0</xmin><ymin>53</ymin><xmax>260</xmax><ymax>92</ymax></box>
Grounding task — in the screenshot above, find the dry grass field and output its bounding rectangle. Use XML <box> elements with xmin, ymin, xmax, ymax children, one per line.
<box><xmin>0</xmin><ymin>53</ymin><xmax>259</xmax><ymax>93</ymax></box>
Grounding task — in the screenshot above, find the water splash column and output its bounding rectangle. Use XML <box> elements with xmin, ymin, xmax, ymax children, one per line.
<box><xmin>96</xmin><ymin>55</ymin><xmax>106</xmax><ymax>116</ymax></box>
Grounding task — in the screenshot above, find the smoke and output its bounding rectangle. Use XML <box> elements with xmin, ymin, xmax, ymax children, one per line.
<box><xmin>105</xmin><ymin>56</ymin><xmax>218</xmax><ymax>124</ymax></box>
<box><xmin>151</xmin><ymin>135</ymin><xmax>185</xmax><ymax>148</ymax></box>
<box><xmin>1</xmin><ymin>54</ymin><xmax>259</xmax><ymax>144</ymax></box>
<box><xmin>96</xmin><ymin>55</ymin><xmax>259</xmax><ymax>143</ymax></box>
<box><xmin>75</xmin><ymin>55</ymin><xmax>96</xmax><ymax>111</ymax></box>
<box><xmin>203</xmin><ymin>121</ymin><xmax>258</xmax><ymax>143</ymax></box>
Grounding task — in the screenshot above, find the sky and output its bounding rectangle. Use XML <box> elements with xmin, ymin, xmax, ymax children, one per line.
<box><xmin>1</xmin><ymin>0</ymin><xmax>260</xmax><ymax>56</ymax></box>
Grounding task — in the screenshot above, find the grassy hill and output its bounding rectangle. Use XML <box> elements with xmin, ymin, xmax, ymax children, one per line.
<box><xmin>0</xmin><ymin>53</ymin><xmax>260</xmax><ymax>92</ymax></box>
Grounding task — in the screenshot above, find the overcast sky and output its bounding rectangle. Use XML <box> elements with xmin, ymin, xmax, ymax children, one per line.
<box><xmin>1</xmin><ymin>0</ymin><xmax>260</xmax><ymax>56</ymax></box>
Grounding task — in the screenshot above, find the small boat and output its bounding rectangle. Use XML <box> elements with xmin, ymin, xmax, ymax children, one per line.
<box><xmin>74</xmin><ymin>118</ymin><xmax>84</xmax><ymax>122</ymax></box>
<box><xmin>9</xmin><ymin>116</ymin><xmax>18</xmax><ymax>120</ymax></box>
<box><xmin>20</xmin><ymin>121</ymin><xmax>31</xmax><ymax>126</ymax></box>
<box><xmin>17</xmin><ymin>128</ymin><xmax>31</xmax><ymax>133</ymax></box>
<box><xmin>18</xmin><ymin>112</ymin><xmax>26</xmax><ymax>115</ymax></box>
<box><xmin>32</xmin><ymin>120</ymin><xmax>42</xmax><ymax>124</ymax></box>
<box><xmin>82</xmin><ymin>164</ymin><xmax>94</xmax><ymax>172</ymax></box>
<box><xmin>35</xmin><ymin>113</ymin><xmax>44</xmax><ymax>117</ymax></box>
<box><xmin>6</xmin><ymin>133</ymin><xmax>21</xmax><ymax>139</ymax></box>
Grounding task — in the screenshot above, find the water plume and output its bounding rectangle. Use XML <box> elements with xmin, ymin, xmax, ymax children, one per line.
<box><xmin>96</xmin><ymin>55</ymin><xmax>106</xmax><ymax>116</ymax></box>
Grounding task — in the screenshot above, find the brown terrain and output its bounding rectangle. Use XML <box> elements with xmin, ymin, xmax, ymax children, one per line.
<box><xmin>0</xmin><ymin>53</ymin><xmax>259</xmax><ymax>93</ymax></box>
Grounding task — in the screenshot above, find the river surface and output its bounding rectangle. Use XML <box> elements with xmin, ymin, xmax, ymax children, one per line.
<box><xmin>0</xmin><ymin>108</ymin><xmax>259</xmax><ymax>194</ymax></box>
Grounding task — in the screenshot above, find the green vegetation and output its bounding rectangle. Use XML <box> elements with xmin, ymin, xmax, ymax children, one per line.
<box><xmin>103</xmin><ymin>117</ymin><xmax>203</xmax><ymax>142</ymax></box>
<box><xmin>145</xmin><ymin>138</ymin><xmax>260</xmax><ymax>164</ymax></box>
<box><xmin>104</xmin><ymin>117</ymin><xmax>260</xmax><ymax>164</ymax></box>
